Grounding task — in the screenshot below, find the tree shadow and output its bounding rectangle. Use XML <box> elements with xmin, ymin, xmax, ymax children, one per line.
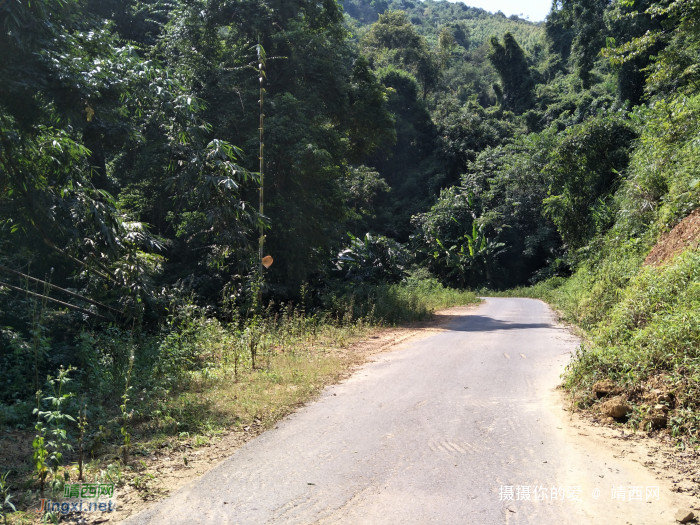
<box><xmin>443</xmin><ymin>315</ymin><xmax>552</xmax><ymax>332</ymax></box>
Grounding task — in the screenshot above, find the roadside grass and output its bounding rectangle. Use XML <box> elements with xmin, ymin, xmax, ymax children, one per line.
<box><xmin>560</xmin><ymin>249</ymin><xmax>700</xmax><ymax>443</ymax></box>
<box><xmin>478</xmin><ymin>277</ymin><xmax>567</xmax><ymax>301</ymax></box>
<box><xmin>0</xmin><ymin>278</ymin><xmax>479</xmax><ymax>523</ymax></box>
<box><xmin>137</xmin><ymin>316</ymin><xmax>375</xmax><ymax>437</ymax></box>
<box><xmin>489</xmin><ymin>248</ymin><xmax>700</xmax><ymax>446</ymax></box>
<box><xmin>334</xmin><ymin>272</ymin><xmax>481</xmax><ymax>324</ymax></box>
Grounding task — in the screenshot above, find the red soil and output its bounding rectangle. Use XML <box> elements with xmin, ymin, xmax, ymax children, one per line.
<box><xmin>644</xmin><ymin>208</ymin><xmax>700</xmax><ymax>267</ymax></box>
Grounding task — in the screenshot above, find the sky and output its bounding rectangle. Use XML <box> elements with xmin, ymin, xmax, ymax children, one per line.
<box><xmin>447</xmin><ymin>0</ymin><xmax>553</xmax><ymax>22</ymax></box>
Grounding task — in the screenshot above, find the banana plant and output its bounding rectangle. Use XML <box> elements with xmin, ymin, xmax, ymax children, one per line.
<box><xmin>434</xmin><ymin>219</ymin><xmax>505</xmax><ymax>288</ymax></box>
<box><xmin>336</xmin><ymin>232</ymin><xmax>408</xmax><ymax>283</ymax></box>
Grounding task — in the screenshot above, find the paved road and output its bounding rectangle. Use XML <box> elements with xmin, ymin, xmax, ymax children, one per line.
<box><xmin>126</xmin><ymin>298</ymin><xmax>686</xmax><ymax>524</ymax></box>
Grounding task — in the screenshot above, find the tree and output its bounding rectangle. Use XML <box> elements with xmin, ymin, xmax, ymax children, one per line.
<box><xmin>413</xmin><ymin>188</ymin><xmax>505</xmax><ymax>288</ymax></box>
<box><xmin>543</xmin><ymin>6</ymin><xmax>575</xmax><ymax>79</ymax></box>
<box><xmin>553</xmin><ymin>0</ymin><xmax>609</xmax><ymax>89</ymax></box>
<box><xmin>363</xmin><ymin>10</ymin><xmax>441</xmax><ymax>98</ymax></box>
<box><xmin>370</xmin><ymin>0</ymin><xmax>389</xmax><ymax>15</ymax></box>
<box><xmin>147</xmin><ymin>0</ymin><xmax>396</xmax><ymax>294</ymax></box>
<box><xmin>603</xmin><ymin>0</ymin><xmax>697</xmax><ymax>99</ymax></box>
<box><xmin>0</xmin><ymin>0</ymin><xmax>169</xmax><ymax>309</ymax></box>
<box><xmin>543</xmin><ymin>115</ymin><xmax>636</xmax><ymax>250</ymax></box>
<box><xmin>366</xmin><ymin>66</ymin><xmax>438</xmax><ymax>241</ymax></box>
<box><xmin>346</xmin><ymin>56</ymin><xmax>397</xmax><ymax>162</ymax></box>
<box><xmin>438</xmin><ymin>26</ymin><xmax>456</xmax><ymax>68</ymax></box>
<box><xmin>0</xmin><ymin>0</ymin><xmax>261</xmax><ymax>316</ymax></box>
<box><xmin>488</xmin><ymin>33</ymin><xmax>535</xmax><ymax>113</ymax></box>
<box><xmin>335</xmin><ymin>232</ymin><xmax>408</xmax><ymax>283</ymax></box>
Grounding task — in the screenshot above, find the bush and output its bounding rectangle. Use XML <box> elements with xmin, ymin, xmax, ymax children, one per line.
<box><xmin>335</xmin><ymin>232</ymin><xmax>410</xmax><ymax>283</ymax></box>
<box><xmin>329</xmin><ymin>269</ymin><xmax>479</xmax><ymax>325</ymax></box>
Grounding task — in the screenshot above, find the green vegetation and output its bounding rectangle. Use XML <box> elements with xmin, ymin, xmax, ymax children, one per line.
<box><xmin>3</xmin><ymin>0</ymin><xmax>700</xmax><ymax>515</ymax></box>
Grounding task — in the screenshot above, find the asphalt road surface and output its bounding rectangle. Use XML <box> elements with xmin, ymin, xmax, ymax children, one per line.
<box><xmin>125</xmin><ymin>298</ymin><xmax>687</xmax><ymax>524</ymax></box>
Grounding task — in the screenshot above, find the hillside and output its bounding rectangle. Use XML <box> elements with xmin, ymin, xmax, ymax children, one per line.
<box><xmin>344</xmin><ymin>0</ymin><xmax>543</xmax><ymax>51</ymax></box>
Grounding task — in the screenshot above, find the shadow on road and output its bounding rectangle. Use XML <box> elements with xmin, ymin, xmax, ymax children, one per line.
<box><xmin>438</xmin><ymin>315</ymin><xmax>552</xmax><ymax>332</ymax></box>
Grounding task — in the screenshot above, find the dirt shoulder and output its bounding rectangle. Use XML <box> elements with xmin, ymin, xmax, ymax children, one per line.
<box><xmin>555</xmin><ymin>392</ymin><xmax>700</xmax><ymax>518</ymax></box>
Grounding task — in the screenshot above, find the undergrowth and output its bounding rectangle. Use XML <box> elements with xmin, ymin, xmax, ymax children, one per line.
<box><xmin>558</xmin><ymin>249</ymin><xmax>700</xmax><ymax>444</ymax></box>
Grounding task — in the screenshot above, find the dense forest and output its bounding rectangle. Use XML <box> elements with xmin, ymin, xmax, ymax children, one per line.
<box><xmin>2</xmin><ymin>0</ymin><xmax>700</xmax><ymax>514</ymax></box>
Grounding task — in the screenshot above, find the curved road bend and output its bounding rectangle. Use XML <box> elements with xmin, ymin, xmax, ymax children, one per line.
<box><xmin>125</xmin><ymin>298</ymin><xmax>687</xmax><ymax>524</ymax></box>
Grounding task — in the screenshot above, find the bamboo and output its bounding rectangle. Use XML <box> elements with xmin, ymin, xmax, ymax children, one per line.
<box><xmin>258</xmin><ymin>44</ymin><xmax>265</xmax><ymax>282</ymax></box>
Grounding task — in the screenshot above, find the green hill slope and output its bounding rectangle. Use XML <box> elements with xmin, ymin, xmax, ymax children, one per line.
<box><xmin>344</xmin><ymin>0</ymin><xmax>543</xmax><ymax>51</ymax></box>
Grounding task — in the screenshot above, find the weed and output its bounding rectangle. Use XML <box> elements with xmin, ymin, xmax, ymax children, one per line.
<box><xmin>102</xmin><ymin>463</ymin><xmax>123</xmax><ymax>486</ymax></box>
<box><xmin>121</xmin><ymin>350</ymin><xmax>135</xmax><ymax>464</ymax></box>
<box><xmin>132</xmin><ymin>472</ymin><xmax>155</xmax><ymax>490</ymax></box>
<box><xmin>32</xmin><ymin>367</ymin><xmax>75</xmax><ymax>497</ymax></box>
<box><xmin>0</xmin><ymin>471</ymin><xmax>16</xmax><ymax>525</ymax></box>
<box><xmin>76</xmin><ymin>404</ymin><xmax>88</xmax><ymax>481</ymax></box>
<box><xmin>31</xmin><ymin>424</ymin><xmax>48</xmax><ymax>499</ymax></box>
<box><xmin>193</xmin><ymin>435</ymin><xmax>208</xmax><ymax>448</ymax></box>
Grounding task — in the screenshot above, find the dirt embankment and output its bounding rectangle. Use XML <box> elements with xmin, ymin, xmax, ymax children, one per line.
<box><xmin>644</xmin><ymin>208</ymin><xmax>700</xmax><ymax>267</ymax></box>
